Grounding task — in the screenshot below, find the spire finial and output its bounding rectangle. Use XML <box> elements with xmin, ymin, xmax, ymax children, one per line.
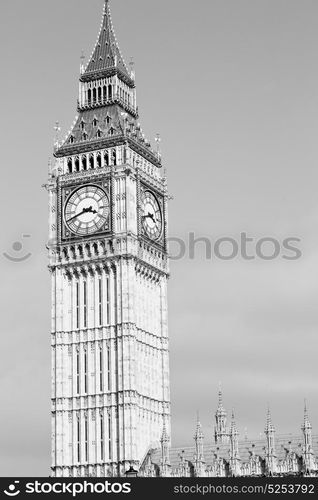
<box><xmin>194</xmin><ymin>411</ymin><xmax>203</xmax><ymax>438</ymax></box>
<box><xmin>54</xmin><ymin>121</ymin><xmax>61</xmax><ymax>147</ymax></box>
<box><xmin>265</xmin><ymin>405</ymin><xmax>275</xmax><ymax>434</ymax></box>
<box><xmin>303</xmin><ymin>399</ymin><xmax>312</xmax><ymax>429</ymax></box>
<box><xmin>218</xmin><ymin>381</ymin><xmax>223</xmax><ymax>408</ymax></box>
<box><xmin>80</xmin><ymin>50</ymin><xmax>85</xmax><ymax>74</ymax></box>
<box><xmin>230</xmin><ymin>408</ymin><xmax>238</xmax><ymax>435</ymax></box>
<box><xmin>155</xmin><ymin>133</ymin><xmax>161</xmax><ymax>159</ymax></box>
<box><xmin>129</xmin><ymin>57</ymin><xmax>136</xmax><ymax>80</ymax></box>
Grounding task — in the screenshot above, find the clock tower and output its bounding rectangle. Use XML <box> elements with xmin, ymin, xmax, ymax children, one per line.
<box><xmin>47</xmin><ymin>0</ymin><xmax>170</xmax><ymax>477</ymax></box>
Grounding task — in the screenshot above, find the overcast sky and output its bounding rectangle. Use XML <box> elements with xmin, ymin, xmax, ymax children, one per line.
<box><xmin>1</xmin><ymin>0</ymin><xmax>318</xmax><ymax>476</ymax></box>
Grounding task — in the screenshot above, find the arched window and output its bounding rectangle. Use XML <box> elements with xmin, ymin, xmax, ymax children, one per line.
<box><xmin>106</xmin><ymin>115</ymin><xmax>111</xmax><ymax>125</ymax></box>
<box><xmin>83</xmin><ymin>132</ymin><xmax>88</xmax><ymax>141</ymax></box>
<box><xmin>103</xmin><ymin>85</ymin><xmax>107</xmax><ymax>102</ymax></box>
<box><xmin>92</xmin><ymin>88</ymin><xmax>97</xmax><ymax>103</ymax></box>
<box><xmin>104</xmin><ymin>150</ymin><xmax>109</xmax><ymax>166</ymax></box>
<box><xmin>67</xmin><ymin>158</ymin><xmax>72</xmax><ymax>173</ymax></box>
<box><xmin>108</xmin><ymin>84</ymin><xmax>112</xmax><ymax>99</ymax></box>
<box><xmin>109</xmin><ymin>127</ymin><xmax>114</xmax><ymax>136</ymax></box>
<box><xmin>82</xmin><ymin>155</ymin><xmax>87</xmax><ymax>170</ymax></box>
<box><xmin>75</xmin><ymin>157</ymin><xmax>80</xmax><ymax>172</ymax></box>
<box><xmin>89</xmin><ymin>154</ymin><xmax>94</xmax><ymax>169</ymax></box>
<box><xmin>112</xmin><ymin>149</ymin><xmax>117</xmax><ymax>166</ymax></box>
<box><xmin>98</xmin><ymin>86</ymin><xmax>102</xmax><ymax>102</ymax></box>
<box><xmin>87</xmin><ymin>88</ymin><xmax>91</xmax><ymax>105</ymax></box>
<box><xmin>96</xmin><ymin>129</ymin><xmax>102</xmax><ymax>138</ymax></box>
<box><xmin>93</xmin><ymin>117</ymin><xmax>98</xmax><ymax>127</ymax></box>
<box><xmin>97</xmin><ymin>153</ymin><xmax>102</xmax><ymax>168</ymax></box>
<box><xmin>69</xmin><ymin>135</ymin><xmax>74</xmax><ymax>144</ymax></box>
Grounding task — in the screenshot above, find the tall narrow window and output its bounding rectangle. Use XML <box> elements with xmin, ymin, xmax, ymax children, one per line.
<box><xmin>107</xmin><ymin>345</ymin><xmax>111</xmax><ymax>391</ymax></box>
<box><xmin>108</xmin><ymin>84</ymin><xmax>112</xmax><ymax>99</ymax></box>
<box><xmin>67</xmin><ymin>158</ymin><xmax>72</xmax><ymax>173</ymax></box>
<box><xmin>83</xmin><ymin>281</ymin><xmax>87</xmax><ymax>328</ymax></box>
<box><xmin>76</xmin><ymin>282</ymin><xmax>80</xmax><ymax>329</ymax></box>
<box><xmin>89</xmin><ymin>154</ymin><xmax>94</xmax><ymax>169</ymax></box>
<box><xmin>82</xmin><ymin>155</ymin><xmax>87</xmax><ymax>170</ymax></box>
<box><xmin>84</xmin><ymin>348</ymin><xmax>88</xmax><ymax>394</ymax></box>
<box><xmin>76</xmin><ymin>348</ymin><xmax>80</xmax><ymax>395</ymax></box>
<box><xmin>84</xmin><ymin>415</ymin><xmax>88</xmax><ymax>462</ymax></box>
<box><xmin>77</xmin><ymin>415</ymin><xmax>81</xmax><ymax>462</ymax></box>
<box><xmin>108</xmin><ymin>413</ymin><xmax>112</xmax><ymax>460</ymax></box>
<box><xmin>98</xmin><ymin>278</ymin><xmax>103</xmax><ymax>326</ymax></box>
<box><xmin>99</xmin><ymin>347</ymin><xmax>103</xmax><ymax>392</ymax></box>
<box><xmin>106</xmin><ymin>275</ymin><xmax>110</xmax><ymax>325</ymax></box>
<box><xmin>104</xmin><ymin>150</ymin><xmax>109</xmax><ymax>166</ymax></box>
<box><xmin>88</xmin><ymin>88</ymin><xmax>91</xmax><ymax>105</ymax></box>
<box><xmin>112</xmin><ymin>149</ymin><xmax>117</xmax><ymax>166</ymax></box>
<box><xmin>100</xmin><ymin>413</ymin><xmax>104</xmax><ymax>461</ymax></box>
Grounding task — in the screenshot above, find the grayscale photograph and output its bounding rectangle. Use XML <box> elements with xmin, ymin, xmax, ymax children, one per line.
<box><xmin>0</xmin><ymin>0</ymin><xmax>318</xmax><ymax>495</ymax></box>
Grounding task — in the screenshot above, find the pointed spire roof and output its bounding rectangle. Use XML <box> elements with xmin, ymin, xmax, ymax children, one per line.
<box><xmin>302</xmin><ymin>400</ymin><xmax>312</xmax><ymax>431</ymax></box>
<box><xmin>265</xmin><ymin>407</ymin><xmax>275</xmax><ymax>434</ymax></box>
<box><xmin>83</xmin><ymin>0</ymin><xmax>133</xmax><ymax>84</ymax></box>
<box><xmin>230</xmin><ymin>409</ymin><xmax>238</xmax><ymax>435</ymax></box>
<box><xmin>194</xmin><ymin>412</ymin><xmax>204</xmax><ymax>440</ymax></box>
<box><xmin>161</xmin><ymin>420</ymin><xmax>169</xmax><ymax>443</ymax></box>
<box><xmin>216</xmin><ymin>383</ymin><xmax>227</xmax><ymax>417</ymax></box>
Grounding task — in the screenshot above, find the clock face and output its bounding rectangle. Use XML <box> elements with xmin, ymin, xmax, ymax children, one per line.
<box><xmin>64</xmin><ymin>185</ymin><xmax>109</xmax><ymax>236</ymax></box>
<box><xmin>141</xmin><ymin>191</ymin><xmax>162</xmax><ymax>240</ymax></box>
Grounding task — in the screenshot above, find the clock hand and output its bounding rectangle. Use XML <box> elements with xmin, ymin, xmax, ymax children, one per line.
<box><xmin>67</xmin><ymin>209</ymin><xmax>86</xmax><ymax>223</ymax></box>
<box><xmin>148</xmin><ymin>212</ymin><xmax>156</xmax><ymax>222</ymax></box>
<box><xmin>67</xmin><ymin>206</ymin><xmax>97</xmax><ymax>223</ymax></box>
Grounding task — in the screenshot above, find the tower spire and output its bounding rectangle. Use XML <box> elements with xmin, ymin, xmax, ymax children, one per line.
<box><xmin>194</xmin><ymin>413</ymin><xmax>205</xmax><ymax>468</ymax></box>
<box><xmin>214</xmin><ymin>384</ymin><xmax>228</xmax><ymax>444</ymax></box>
<box><xmin>302</xmin><ymin>400</ymin><xmax>314</xmax><ymax>475</ymax></box>
<box><xmin>264</xmin><ymin>407</ymin><xmax>277</xmax><ymax>475</ymax></box>
<box><xmin>160</xmin><ymin>419</ymin><xmax>171</xmax><ymax>477</ymax></box>
<box><xmin>229</xmin><ymin>409</ymin><xmax>241</xmax><ymax>477</ymax></box>
<box><xmin>83</xmin><ymin>0</ymin><xmax>131</xmax><ymax>82</ymax></box>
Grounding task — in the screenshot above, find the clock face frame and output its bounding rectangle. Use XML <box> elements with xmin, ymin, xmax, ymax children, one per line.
<box><xmin>141</xmin><ymin>190</ymin><xmax>163</xmax><ymax>241</ymax></box>
<box><xmin>63</xmin><ymin>184</ymin><xmax>110</xmax><ymax>237</ymax></box>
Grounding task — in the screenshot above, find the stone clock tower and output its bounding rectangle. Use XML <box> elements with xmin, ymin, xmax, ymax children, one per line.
<box><xmin>47</xmin><ymin>0</ymin><xmax>170</xmax><ymax>478</ymax></box>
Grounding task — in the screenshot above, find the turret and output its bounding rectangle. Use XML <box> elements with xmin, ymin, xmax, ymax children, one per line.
<box><xmin>301</xmin><ymin>401</ymin><xmax>314</xmax><ymax>475</ymax></box>
<box><xmin>214</xmin><ymin>385</ymin><xmax>229</xmax><ymax>444</ymax></box>
<box><xmin>264</xmin><ymin>408</ymin><xmax>277</xmax><ymax>476</ymax></box>
<box><xmin>193</xmin><ymin>414</ymin><xmax>205</xmax><ymax>477</ymax></box>
<box><xmin>229</xmin><ymin>410</ymin><xmax>241</xmax><ymax>476</ymax></box>
<box><xmin>159</xmin><ymin>422</ymin><xmax>171</xmax><ymax>477</ymax></box>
